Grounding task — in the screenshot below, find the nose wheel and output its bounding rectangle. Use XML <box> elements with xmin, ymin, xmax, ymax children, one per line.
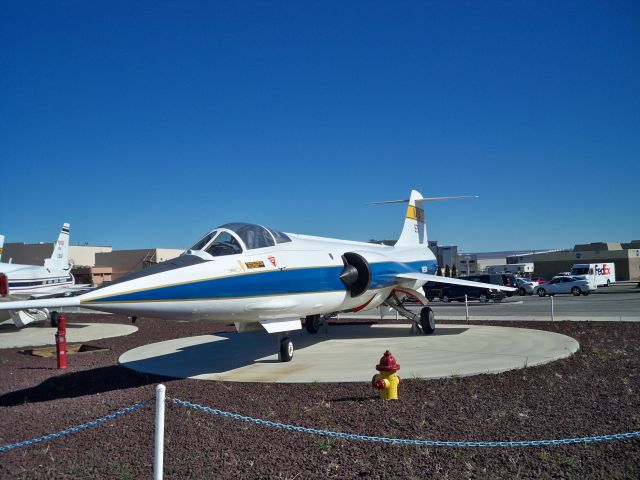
<box><xmin>279</xmin><ymin>336</ymin><xmax>294</xmax><ymax>362</ymax></box>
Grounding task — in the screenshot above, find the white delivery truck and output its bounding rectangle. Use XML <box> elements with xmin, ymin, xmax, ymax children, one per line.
<box><xmin>571</xmin><ymin>263</ymin><xmax>616</xmax><ymax>287</ymax></box>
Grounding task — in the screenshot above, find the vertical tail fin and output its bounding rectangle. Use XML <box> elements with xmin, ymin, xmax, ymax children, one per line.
<box><xmin>44</xmin><ymin>223</ymin><xmax>71</xmax><ymax>271</ymax></box>
<box><xmin>396</xmin><ymin>190</ymin><xmax>427</xmax><ymax>246</ymax></box>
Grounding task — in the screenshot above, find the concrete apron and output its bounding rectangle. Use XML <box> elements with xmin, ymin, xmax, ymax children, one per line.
<box><xmin>0</xmin><ymin>323</ymin><xmax>138</xmax><ymax>349</ymax></box>
<box><xmin>118</xmin><ymin>324</ymin><xmax>579</xmax><ymax>383</ymax></box>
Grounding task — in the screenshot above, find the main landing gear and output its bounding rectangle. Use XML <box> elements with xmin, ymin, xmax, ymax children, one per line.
<box><xmin>305</xmin><ymin>315</ymin><xmax>321</xmax><ymax>334</ymax></box>
<box><xmin>385</xmin><ymin>292</ymin><xmax>436</xmax><ymax>335</ymax></box>
<box><xmin>304</xmin><ymin>314</ymin><xmax>331</xmax><ymax>334</ymax></box>
<box><xmin>419</xmin><ymin>306</ymin><xmax>435</xmax><ymax>334</ymax></box>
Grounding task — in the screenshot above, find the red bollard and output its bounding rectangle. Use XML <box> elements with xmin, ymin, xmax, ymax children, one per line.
<box><xmin>55</xmin><ymin>315</ymin><xmax>67</xmax><ymax>369</ymax></box>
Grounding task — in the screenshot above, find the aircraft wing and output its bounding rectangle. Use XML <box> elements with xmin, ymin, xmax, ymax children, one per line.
<box><xmin>0</xmin><ymin>297</ymin><xmax>81</xmax><ymax>311</ymax></box>
<box><xmin>396</xmin><ymin>273</ymin><xmax>516</xmax><ymax>292</ymax></box>
<box><xmin>25</xmin><ymin>284</ymin><xmax>95</xmax><ymax>299</ymax></box>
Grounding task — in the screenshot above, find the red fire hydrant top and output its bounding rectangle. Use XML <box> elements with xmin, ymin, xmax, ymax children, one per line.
<box><xmin>376</xmin><ymin>350</ymin><xmax>400</xmax><ymax>372</ymax></box>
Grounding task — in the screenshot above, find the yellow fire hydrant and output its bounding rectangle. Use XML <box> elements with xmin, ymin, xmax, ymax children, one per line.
<box><xmin>372</xmin><ymin>350</ymin><xmax>400</xmax><ymax>400</ymax></box>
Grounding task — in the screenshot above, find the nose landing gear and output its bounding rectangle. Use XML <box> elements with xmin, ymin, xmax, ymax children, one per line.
<box><xmin>278</xmin><ymin>335</ymin><xmax>294</xmax><ymax>362</ymax></box>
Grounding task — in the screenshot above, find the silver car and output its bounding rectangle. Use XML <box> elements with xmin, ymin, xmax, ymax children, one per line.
<box><xmin>515</xmin><ymin>277</ymin><xmax>538</xmax><ymax>295</ymax></box>
<box><xmin>534</xmin><ymin>276</ymin><xmax>594</xmax><ymax>297</ymax></box>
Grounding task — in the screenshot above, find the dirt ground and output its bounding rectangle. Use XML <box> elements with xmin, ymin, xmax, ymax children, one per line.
<box><xmin>0</xmin><ymin>315</ymin><xmax>638</xmax><ymax>479</ymax></box>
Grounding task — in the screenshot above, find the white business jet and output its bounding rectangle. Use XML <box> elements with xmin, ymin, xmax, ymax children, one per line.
<box><xmin>0</xmin><ymin>223</ymin><xmax>88</xmax><ymax>327</ymax></box>
<box><xmin>0</xmin><ymin>191</ymin><xmax>514</xmax><ymax>358</ymax></box>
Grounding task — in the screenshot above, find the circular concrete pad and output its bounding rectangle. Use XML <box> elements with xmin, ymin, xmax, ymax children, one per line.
<box><xmin>119</xmin><ymin>324</ymin><xmax>579</xmax><ymax>383</ymax></box>
<box><xmin>0</xmin><ymin>323</ymin><xmax>138</xmax><ymax>349</ymax></box>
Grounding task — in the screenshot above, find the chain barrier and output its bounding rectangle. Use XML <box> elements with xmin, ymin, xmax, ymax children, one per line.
<box><xmin>2</xmin><ymin>394</ymin><xmax>638</xmax><ymax>454</ymax></box>
<box><xmin>171</xmin><ymin>397</ymin><xmax>640</xmax><ymax>448</ymax></box>
<box><xmin>0</xmin><ymin>400</ymin><xmax>150</xmax><ymax>453</ymax></box>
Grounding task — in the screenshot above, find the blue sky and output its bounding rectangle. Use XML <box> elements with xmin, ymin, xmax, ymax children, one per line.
<box><xmin>1</xmin><ymin>1</ymin><xmax>638</xmax><ymax>252</ymax></box>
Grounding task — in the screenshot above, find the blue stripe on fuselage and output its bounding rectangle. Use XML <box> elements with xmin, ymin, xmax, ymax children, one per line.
<box><xmin>83</xmin><ymin>260</ymin><xmax>437</xmax><ymax>304</ymax></box>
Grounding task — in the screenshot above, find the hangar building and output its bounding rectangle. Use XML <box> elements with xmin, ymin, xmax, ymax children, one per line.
<box><xmin>532</xmin><ymin>241</ymin><xmax>640</xmax><ymax>281</ymax></box>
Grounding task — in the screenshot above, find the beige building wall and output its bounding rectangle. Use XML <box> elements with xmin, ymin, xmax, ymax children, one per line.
<box><xmin>69</xmin><ymin>246</ymin><xmax>113</xmax><ymax>267</ymax></box>
<box><xmin>477</xmin><ymin>257</ymin><xmax>506</xmax><ymax>273</ymax></box>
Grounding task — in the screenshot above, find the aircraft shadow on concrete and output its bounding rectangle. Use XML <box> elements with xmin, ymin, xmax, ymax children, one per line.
<box><xmin>119</xmin><ymin>325</ymin><xmax>469</xmax><ymax>380</ymax></box>
<box><xmin>0</xmin><ymin>365</ymin><xmax>168</xmax><ymax>406</ymax></box>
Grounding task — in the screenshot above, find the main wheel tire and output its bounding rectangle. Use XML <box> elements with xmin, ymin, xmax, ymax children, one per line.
<box><xmin>571</xmin><ymin>286</ymin><xmax>581</xmax><ymax>296</ymax></box>
<box><xmin>420</xmin><ymin>307</ymin><xmax>435</xmax><ymax>335</ymax></box>
<box><xmin>305</xmin><ymin>315</ymin><xmax>321</xmax><ymax>334</ymax></box>
<box><xmin>537</xmin><ymin>288</ymin><xmax>546</xmax><ymax>297</ymax></box>
<box><xmin>279</xmin><ymin>337</ymin><xmax>294</xmax><ymax>362</ymax></box>
<box><xmin>50</xmin><ymin>311</ymin><xmax>59</xmax><ymax>328</ymax></box>
<box><xmin>518</xmin><ymin>287</ymin><xmax>526</xmax><ymax>296</ymax></box>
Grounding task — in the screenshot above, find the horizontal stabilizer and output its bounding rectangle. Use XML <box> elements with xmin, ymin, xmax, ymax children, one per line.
<box><xmin>370</xmin><ymin>195</ymin><xmax>478</xmax><ymax>205</ymax></box>
<box><xmin>396</xmin><ymin>273</ymin><xmax>516</xmax><ymax>292</ymax></box>
<box><xmin>0</xmin><ymin>297</ymin><xmax>81</xmax><ymax>311</ymax></box>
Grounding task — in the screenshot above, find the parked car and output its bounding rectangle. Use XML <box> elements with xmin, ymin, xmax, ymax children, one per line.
<box><xmin>515</xmin><ymin>277</ymin><xmax>538</xmax><ymax>295</ymax></box>
<box><xmin>534</xmin><ymin>276</ymin><xmax>594</xmax><ymax>297</ymax></box>
<box><xmin>427</xmin><ymin>274</ymin><xmax>508</xmax><ymax>303</ymax></box>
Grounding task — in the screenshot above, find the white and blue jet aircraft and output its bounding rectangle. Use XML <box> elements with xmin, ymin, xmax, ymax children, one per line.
<box><xmin>0</xmin><ymin>191</ymin><xmax>514</xmax><ymax>360</ymax></box>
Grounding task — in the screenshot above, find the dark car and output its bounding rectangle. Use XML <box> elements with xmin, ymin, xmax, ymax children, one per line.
<box><xmin>501</xmin><ymin>274</ymin><xmax>518</xmax><ymax>297</ymax></box>
<box><xmin>424</xmin><ymin>274</ymin><xmax>508</xmax><ymax>303</ymax></box>
<box><xmin>423</xmin><ymin>282</ymin><xmax>446</xmax><ymax>301</ymax></box>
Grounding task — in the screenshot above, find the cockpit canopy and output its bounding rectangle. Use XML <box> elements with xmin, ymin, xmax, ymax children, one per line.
<box><xmin>189</xmin><ymin>222</ymin><xmax>291</xmax><ymax>257</ymax></box>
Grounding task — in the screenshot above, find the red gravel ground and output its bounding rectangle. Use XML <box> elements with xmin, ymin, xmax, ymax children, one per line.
<box><xmin>0</xmin><ymin>315</ymin><xmax>638</xmax><ymax>479</ymax></box>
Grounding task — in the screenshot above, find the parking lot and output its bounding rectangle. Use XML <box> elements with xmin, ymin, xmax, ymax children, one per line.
<box><xmin>338</xmin><ymin>282</ymin><xmax>640</xmax><ymax>322</ymax></box>
<box><xmin>420</xmin><ymin>282</ymin><xmax>640</xmax><ymax>321</ymax></box>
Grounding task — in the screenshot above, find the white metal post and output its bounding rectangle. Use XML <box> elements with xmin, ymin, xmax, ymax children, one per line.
<box><xmin>550</xmin><ymin>296</ymin><xmax>554</xmax><ymax>322</ymax></box>
<box><xmin>154</xmin><ymin>384</ymin><xmax>166</xmax><ymax>480</ymax></box>
<box><xmin>465</xmin><ymin>294</ymin><xmax>469</xmax><ymax>321</ymax></box>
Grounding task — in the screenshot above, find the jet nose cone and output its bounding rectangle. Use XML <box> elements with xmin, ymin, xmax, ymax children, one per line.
<box><xmin>339</xmin><ymin>265</ymin><xmax>359</xmax><ymax>286</ymax></box>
